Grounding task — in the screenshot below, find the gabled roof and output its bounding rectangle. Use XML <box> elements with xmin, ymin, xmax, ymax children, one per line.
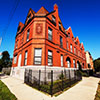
<box><xmin>30</xmin><ymin>8</ymin><xmax>35</xmax><ymax>14</ymax></box>
<box><xmin>18</xmin><ymin>22</ymin><xmax>24</xmax><ymax>27</ymax></box>
<box><xmin>25</xmin><ymin>8</ymin><xmax>35</xmax><ymax>25</ymax></box>
<box><xmin>58</xmin><ymin>15</ymin><xmax>65</xmax><ymax>31</ymax></box>
<box><xmin>80</xmin><ymin>43</ymin><xmax>84</xmax><ymax>49</ymax></box>
<box><xmin>75</xmin><ymin>36</ymin><xmax>80</xmax><ymax>44</ymax></box>
<box><xmin>17</xmin><ymin>22</ymin><xmax>24</xmax><ymax>34</ymax></box>
<box><xmin>36</xmin><ymin>6</ymin><xmax>49</xmax><ymax>15</ymax></box>
<box><xmin>66</xmin><ymin>27</ymin><xmax>74</xmax><ymax>37</ymax></box>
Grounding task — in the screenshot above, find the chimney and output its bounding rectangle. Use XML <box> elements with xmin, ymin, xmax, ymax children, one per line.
<box><xmin>54</xmin><ymin>4</ymin><xmax>58</xmax><ymax>11</ymax></box>
<box><xmin>54</xmin><ymin>4</ymin><xmax>59</xmax><ymax>29</ymax></box>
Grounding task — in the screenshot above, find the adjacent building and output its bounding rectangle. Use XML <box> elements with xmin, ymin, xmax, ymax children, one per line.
<box><xmin>85</xmin><ymin>51</ymin><xmax>94</xmax><ymax>70</ymax></box>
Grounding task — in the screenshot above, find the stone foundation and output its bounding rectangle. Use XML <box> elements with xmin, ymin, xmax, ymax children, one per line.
<box><xmin>10</xmin><ymin>66</ymin><xmax>78</xmax><ymax>81</ymax></box>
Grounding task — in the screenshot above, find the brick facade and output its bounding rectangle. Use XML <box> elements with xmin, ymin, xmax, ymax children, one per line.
<box><xmin>12</xmin><ymin>4</ymin><xmax>87</xmax><ymax>70</ymax></box>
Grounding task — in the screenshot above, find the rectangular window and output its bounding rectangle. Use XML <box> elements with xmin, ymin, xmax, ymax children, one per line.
<box><xmin>70</xmin><ymin>44</ymin><xmax>72</xmax><ymax>52</ymax></box>
<box><xmin>48</xmin><ymin>50</ymin><xmax>53</xmax><ymax>66</ymax></box>
<box><xmin>60</xmin><ymin>36</ymin><xmax>63</xmax><ymax>47</ymax></box>
<box><xmin>24</xmin><ymin>51</ymin><xmax>28</xmax><ymax>66</ymax></box>
<box><xmin>73</xmin><ymin>60</ymin><xmax>75</xmax><ymax>68</ymax></box>
<box><xmin>14</xmin><ymin>55</ymin><xmax>17</xmax><ymax>64</ymax></box>
<box><xmin>26</xmin><ymin>29</ymin><xmax>30</xmax><ymax>41</ymax></box>
<box><xmin>34</xmin><ymin>48</ymin><xmax>42</xmax><ymax>64</ymax></box>
<box><xmin>61</xmin><ymin>55</ymin><xmax>63</xmax><ymax>67</ymax></box>
<box><xmin>48</xmin><ymin>27</ymin><xmax>52</xmax><ymax>41</ymax></box>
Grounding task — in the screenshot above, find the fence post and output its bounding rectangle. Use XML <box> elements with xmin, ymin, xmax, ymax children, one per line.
<box><xmin>64</xmin><ymin>69</ymin><xmax>66</xmax><ymax>79</ymax></box>
<box><xmin>62</xmin><ymin>70</ymin><xmax>64</xmax><ymax>91</ymax></box>
<box><xmin>38</xmin><ymin>70</ymin><xmax>41</xmax><ymax>90</ymax></box>
<box><xmin>50</xmin><ymin>70</ymin><xmax>53</xmax><ymax>96</ymax></box>
<box><xmin>69</xmin><ymin>70</ymin><xmax>71</xmax><ymax>87</ymax></box>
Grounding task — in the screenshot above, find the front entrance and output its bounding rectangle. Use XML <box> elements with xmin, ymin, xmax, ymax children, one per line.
<box><xmin>18</xmin><ymin>54</ymin><xmax>21</xmax><ymax>67</ymax></box>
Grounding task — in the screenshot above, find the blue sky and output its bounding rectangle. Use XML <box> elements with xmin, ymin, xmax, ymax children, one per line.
<box><xmin>0</xmin><ymin>0</ymin><xmax>100</xmax><ymax>60</ymax></box>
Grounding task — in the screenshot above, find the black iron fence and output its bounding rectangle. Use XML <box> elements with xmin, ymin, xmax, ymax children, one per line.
<box><xmin>24</xmin><ymin>69</ymin><xmax>82</xmax><ymax>96</ymax></box>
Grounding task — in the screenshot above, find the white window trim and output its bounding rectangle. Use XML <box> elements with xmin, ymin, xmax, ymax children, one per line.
<box><xmin>34</xmin><ymin>48</ymin><xmax>42</xmax><ymax>65</ymax></box>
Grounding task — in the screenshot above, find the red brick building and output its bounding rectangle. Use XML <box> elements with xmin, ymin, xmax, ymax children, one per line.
<box><xmin>12</xmin><ymin>4</ymin><xmax>87</xmax><ymax>72</ymax></box>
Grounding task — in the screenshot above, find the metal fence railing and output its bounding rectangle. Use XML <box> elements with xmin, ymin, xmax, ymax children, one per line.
<box><xmin>24</xmin><ymin>69</ymin><xmax>82</xmax><ymax>96</ymax></box>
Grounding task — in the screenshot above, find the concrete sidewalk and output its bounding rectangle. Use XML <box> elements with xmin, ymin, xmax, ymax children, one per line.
<box><xmin>1</xmin><ymin>76</ymin><xmax>52</xmax><ymax>100</ymax></box>
<box><xmin>55</xmin><ymin>77</ymin><xmax>99</xmax><ymax>100</ymax></box>
<box><xmin>1</xmin><ymin>76</ymin><xmax>100</xmax><ymax>100</ymax></box>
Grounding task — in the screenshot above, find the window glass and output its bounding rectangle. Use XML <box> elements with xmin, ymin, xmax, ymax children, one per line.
<box><xmin>34</xmin><ymin>48</ymin><xmax>42</xmax><ymax>64</ymax></box>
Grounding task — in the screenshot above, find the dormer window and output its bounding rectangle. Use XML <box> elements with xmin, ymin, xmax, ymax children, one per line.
<box><xmin>28</xmin><ymin>14</ymin><xmax>31</xmax><ymax>21</ymax></box>
<box><xmin>68</xmin><ymin>32</ymin><xmax>70</xmax><ymax>38</ymax></box>
<box><xmin>75</xmin><ymin>41</ymin><xmax>78</xmax><ymax>45</ymax></box>
<box><xmin>52</xmin><ymin>15</ymin><xmax>56</xmax><ymax>22</ymax></box>
<box><xmin>17</xmin><ymin>26</ymin><xmax>21</xmax><ymax>32</ymax></box>
<box><xmin>59</xmin><ymin>22</ymin><xmax>61</xmax><ymax>30</ymax></box>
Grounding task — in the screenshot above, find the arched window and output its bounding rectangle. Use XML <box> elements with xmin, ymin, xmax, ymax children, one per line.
<box><xmin>77</xmin><ymin>61</ymin><xmax>80</xmax><ymax>68</ymax></box>
<box><xmin>66</xmin><ymin>57</ymin><xmax>71</xmax><ymax>68</ymax></box>
<box><xmin>61</xmin><ymin>54</ymin><xmax>63</xmax><ymax>67</ymax></box>
<box><xmin>67</xmin><ymin>60</ymin><xmax>70</xmax><ymax>68</ymax></box>
<box><xmin>73</xmin><ymin>59</ymin><xmax>76</xmax><ymax>68</ymax></box>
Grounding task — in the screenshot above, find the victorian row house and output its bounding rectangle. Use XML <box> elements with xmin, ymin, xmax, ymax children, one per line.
<box><xmin>12</xmin><ymin>4</ymin><xmax>87</xmax><ymax>73</ymax></box>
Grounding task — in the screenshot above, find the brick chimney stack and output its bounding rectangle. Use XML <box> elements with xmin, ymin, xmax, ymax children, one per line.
<box><xmin>54</xmin><ymin>4</ymin><xmax>59</xmax><ymax>29</ymax></box>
